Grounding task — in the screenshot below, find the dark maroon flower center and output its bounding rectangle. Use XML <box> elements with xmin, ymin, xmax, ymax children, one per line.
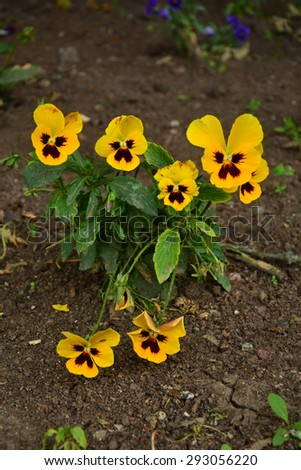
<box><xmin>40</xmin><ymin>133</ymin><xmax>67</xmax><ymax>159</ymax></box>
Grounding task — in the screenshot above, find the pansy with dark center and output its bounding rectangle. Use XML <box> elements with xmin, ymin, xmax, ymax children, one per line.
<box><xmin>154</xmin><ymin>160</ymin><xmax>199</xmax><ymax>211</ymax></box>
<box><xmin>187</xmin><ymin>114</ymin><xmax>264</xmax><ymax>189</ymax></box>
<box><xmin>31</xmin><ymin>103</ymin><xmax>83</xmax><ymax>166</ymax></box>
<box><xmin>128</xmin><ymin>311</ymin><xmax>186</xmax><ymax>364</ymax></box>
<box><xmin>56</xmin><ymin>329</ymin><xmax>120</xmax><ymax>378</ymax></box>
<box><xmin>95</xmin><ymin>115</ymin><xmax>147</xmax><ymax>171</ymax></box>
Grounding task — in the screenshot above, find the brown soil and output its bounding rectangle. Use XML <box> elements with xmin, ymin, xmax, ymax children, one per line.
<box><xmin>1</xmin><ymin>0</ymin><xmax>301</xmax><ymax>450</ymax></box>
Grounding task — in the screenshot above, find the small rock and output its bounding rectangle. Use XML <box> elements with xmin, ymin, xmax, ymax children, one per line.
<box><xmin>156</xmin><ymin>411</ymin><xmax>166</xmax><ymax>422</ymax></box>
<box><xmin>256</xmin><ymin>349</ymin><xmax>270</xmax><ymax>360</ymax></box>
<box><xmin>178</xmin><ymin>390</ymin><xmax>195</xmax><ymax>401</ymax></box>
<box><xmin>234</xmin><ymin>309</ymin><xmax>240</xmax><ymax>315</ymax></box>
<box><xmin>93</xmin><ymin>429</ymin><xmax>107</xmax><ymax>441</ymax></box>
<box><xmin>169</xmin><ymin>120</ymin><xmax>180</xmax><ymax>127</ymax></box>
<box><xmin>114</xmin><ymin>424</ymin><xmax>123</xmax><ymax>431</ymax></box>
<box><xmin>242</xmin><ymin>342</ymin><xmax>254</xmax><ymax>352</ymax></box>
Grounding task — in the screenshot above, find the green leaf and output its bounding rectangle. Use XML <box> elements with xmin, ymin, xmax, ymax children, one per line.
<box><xmin>153</xmin><ymin>229</ymin><xmax>181</xmax><ymax>284</ymax></box>
<box><xmin>86</xmin><ymin>188</ymin><xmax>100</xmax><ymax>218</ymax></box>
<box><xmin>98</xmin><ymin>242</ymin><xmax>119</xmax><ymax>273</ymax></box>
<box><xmin>0</xmin><ymin>42</ymin><xmax>13</xmax><ymax>54</ymax></box>
<box><xmin>220</xmin><ymin>444</ymin><xmax>232</xmax><ymax>450</ymax></box>
<box><xmin>144</xmin><ymin>142</ymin><xmax>174</xmax><ymax>168</ymax></box>
<box><xmin>0</xmin><ymin>64</ymin><xmax>41</xmax><ymax>90</ymax></box>
<box><xmin>196</xmin><ymin>221</ymin><xmax>216</xmax><ymax>237</ymax></box>
<box><xmin>54</xmin><ymin>192</ymin><xmax>78</xmax><ymax>219</ymax></box>
<box><xmin>79</xmin><ymin>243</ymin><xmax>96</xmax><ymax>271</ymax></box>
<box><xmin>268</xmin><ymin>393</ymin><xmax>289</xmax><ymax>424</ymax></box>
<box><xmin>60</xmin><ymin>239</ymin><xmax>73</xmax><ymax>262</ymax></box>
<box><xmin>110</xmin><ymin>176</ymin><xmax>158</xmax><ymax>216</ymax></box>
<box><xmin>22</xmin><ymin>160</ymin><xmax>67</xmax><ymax>189</ymax></box>
<box><xmin>67</xmin><ymin>178</ymin><xmax>85</xmax><ymax>206</ymax></box>
<box><xmin>75</xmin><ymin>219</ymin><xmax>100</xmax><ymax>254</ymax></box>
<box><xmin>198</xmin><ymin>184</ymin><xmax>232</xmax><ymax>203</ymax></box>
<box><xmin>70</xmin><ymin>427</ymin><xmax>87</xmax><ymax>450</ymax></box>
<box><xmin>272</xmin><ymin>428</ymin><xmax>290</xmax><ymax>446</ymax></box>
<box><xmin>210</xmin><ymin>264</ymin><xmax>231</xmax><ymax>292</ymax></box>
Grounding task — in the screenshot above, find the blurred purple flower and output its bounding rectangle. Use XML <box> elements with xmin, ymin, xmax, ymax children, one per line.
<box><xmin>168</xmin><ymin>0</ymin><xmax>183</xmax><ymax>9</ymax></box>
<box><xmin>158</xmin><ymin>7</ymin><xmax>171</xmax><ymax>20</ymax></box>
<box><xmin>226</xmin><ymin>15</ymin><xmax>239</xmax><ymax>29</ymax></box>
<box><xmin>233</xmin><ymin>24</ymin><xmax>250</xmax><ymax>43</ymax></box>
<box><xmin>203</xmin><ymin>26</ymin><xmax>216</xmax><ymax>36</ymax></box>
<box><xmin>145</xmin><ymin>0</ymin><xmax>159</xmax><ymax>15</ymax></box>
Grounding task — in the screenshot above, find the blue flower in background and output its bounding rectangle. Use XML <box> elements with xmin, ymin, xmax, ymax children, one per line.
<box><xmin>233</xmin><ymin>24</ymin><xmax>250</xmax><ymax>43</ymax></box>
<box><xmin>158</xmin><ymin>6</ymin><xmax>171</xmax><ymax>20</ymax></box>
<box><xmin>145</xmin><ymin>0</ymin><xmax>159</xmax><ymax>15</ymax></box>
<box><xmin>203</xmin><ymin>26</ymin><xmax>216</xmax><ymax>37</ymax></box>
<box><xmin>226</xmin><ymin>15</ymin><xmax>240</xmax><ymax>29</ymax></box>
<box><xmin>168</xmin><ymin>0</ymin><xmax>183</xmax><ymax>9</ymax></box>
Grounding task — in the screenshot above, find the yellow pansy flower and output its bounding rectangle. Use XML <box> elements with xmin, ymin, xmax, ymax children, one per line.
<box><xmin>94</xmin><ymin>115</ymin><xmax>147</xmax><ymax>171</ymax></box>
<box><xmin>56</xmin><ymin>329</ymin><xmax>120</xmax><ymax>378</ymax></box>
<box><xmin>154</xmin><ymin>160</ymin><xmax>199</xmax><ymax>211</ymax></box>
<box><xmin>186</xmin><ymin>114</ymin><xmax>263</xmax><ymax>189</ymax></box>
<box><xmin>127</xmin><ymin>311</ymin><xmax>186</xmax><ymax>364</ymax></box>
<box><xmin>31</xmin><ymin>103</ymin><xmax>83</xmax><ymax>165</ymax></box>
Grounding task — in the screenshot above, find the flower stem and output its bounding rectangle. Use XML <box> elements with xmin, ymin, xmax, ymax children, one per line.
<box><xmin>125</xmin><ymin>239</ymin><xmax>155</xmax><ymax>277</ymax></box>
<box><xmin>200</xmin><ymin>201</ymin><xmax>212</xmax><ymax>217</ymax></box>
<box><xmin>89</xmin><ymin>274</ymin><xmax>115</xmax><ymax>337</ymax></box>
<box><xmin>160</xmin><ymin>261</ymin><xmax>178</xmax><ymax>320</ymax></box>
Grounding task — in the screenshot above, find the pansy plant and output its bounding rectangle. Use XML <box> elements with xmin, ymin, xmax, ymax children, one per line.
<box><xmin>3</xmin><ymin>101</ymin><xmax>270</xmax><ymax>377</ymax></box>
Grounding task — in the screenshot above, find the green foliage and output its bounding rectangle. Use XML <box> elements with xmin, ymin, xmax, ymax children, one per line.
<box><xmin>225</xmin><ymin>0</ymin><xmax>265</xmax><ymax>17</ymax></box>
<box><xmin>274</xmin><ymin>117</ymin><xmax>301</xmax><ymax>142</ymax></box>
<box><xmin>220</xmin><ymin>443</ymin><xmax>232</xmax><ymax>450</ymax></box>
<box><xmin>0</xmin><ymin>26</ymin><xmax>40</xmax><ymax>92</ymax></box>
<box><xmin>274</xmin><ymin>164</ymin><xmax>295</xmax><ymax>177</ymax></box>
<box><xmin>268</xmin><ymin>393</ymin><xmax>301</xmax><ymax>448</ymax></box>
<box><xmin>246</xmin><ymin>98</ymin><xmax>261</xmax><ymax>114</ymax></box>
<box><xmin>153</xmin><ymin>229</ymin><xmax>181</xmax><ymax>284</ymax></box>
<box><xmin>42</xmin><ymin>425</ymin><xmax>88</xmax><ymax>450</ymax></box>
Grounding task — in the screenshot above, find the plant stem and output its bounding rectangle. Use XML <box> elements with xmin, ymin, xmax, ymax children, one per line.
<box><xmin>125</xmin><ymin>239</ymin><xmax>155</xmax><ymax>277</ymax></box>
<box><xmin>160</xmin><ymin>262</ymin><xmax>178</xmax><ymax>320</ymax></box>
<box><xmin>89</xmin><ymin>274</ymin><xmax>115</xmax><ymax>337</ymax></box>
<box><xmin>200</xmin><ymin>201</ymin><xmax>212</xmax><ymax>217</ymax></box>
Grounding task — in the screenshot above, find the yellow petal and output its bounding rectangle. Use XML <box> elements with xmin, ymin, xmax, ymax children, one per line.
<box><xmin>127</xmin><ymin>330</ymin><xmax>167</xmax><ymax>363</ymax></box>
<box><xmin>56</xmin><ymin>332</ymin><xmax>88</xmax><ymax>358</ymax></box>
<box><xmin>154</xmin><ymin>160</ymin><xmax>198</xmax><ymax>184</ymax></box>
<box><xmin>160</xmin><ymin>316</ymin><xmax>186</xmax><ymax>338</ymax></box>
<box><xmin>52</xmin><ymin>303</ymin><xmax>69</xmax><ymax>312</ymax></box>
<box><xmin>118</xmin><ymin>115</ymin><xmax>144</xmax><ymax>139</ymax></box>
<box><xmin>95</xmin><ymin>134</ymin><xmax>115</xmax><ymax>158</ymax></box>
<box><xmin>65</xmin><ymin>356</ymin><xmax>99</xmax><ymax>378</ymax></box>
<box><xmin>64</xmin><ymin>112</ymin><xmax>83</xmax><ymax>134</ymax></box>
<box><xmin>186</xmin><ymin>115</ymin><xmax>226</xmax><ymax>150</ymax></box>
<box><xmin>239</xmin><ymin>181</ymin><xmax>262</xmax><ymax>204</ymax></box>
<box><xmin>132</xmin><ymin>311</ymin><xmax>157</xmax><ymax>330</ymax></box>
<box><xmin>125</xmin><ymin>131</ymin><xmax>148</xmax><ymax>155</ymax></box>
<box><xmin>105</xmin><ymin>115</ymin><xmax>126</xmax><ymax>136</ymax></box>
<box><xmin>157</xmin><ymin>333</ymin><xmax>181</xmax><ymax>356</ymax></box>
<box><xmin>250</xmin><ymin>158</ymin><xmax>269</xmax><ymax>183</ymax></box>
<box><xmin>33</xmin><ymin>103</ymin><xmax>65</xmax><ymax>136</ymax></box>
<box><xmin>178</xmin><ymin>178</ymin><xmax>199</xmax><ymax>196</ymax></box>
<box><xmin>106</xmin><ymin>151</ymin><xmax>140</xmax><ymax>172</ymax></box>
<box><xmin>90</xmin><ymin>328</ymin><xmax>120</xmax><ymax>347</ymax></box>
<box><xmin>91</xmin><ymin>344</ymin><xmax>115</xmax><ymax>368</ymax></box>
<box><xmin>227</xmin><ymin>114</ymin><xmax>263</xmax><ymax>154</ymax></box>
<box><xmin>163</xmin><ymin>191</ymin><xmax>192</xmax><ymax>211</ymax></box>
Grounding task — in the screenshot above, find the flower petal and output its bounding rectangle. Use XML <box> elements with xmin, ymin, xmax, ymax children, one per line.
<box><xmin>154</xmin><ymin>160</ymin><xmax>198</xmax><ymax>184</ymax></box>
<box><xmin>250</xmin><ymin>158</ymin><xmax>269</xmax><ymax>183</ymax></box>
<box><xmin>64</xmin><ymin>112</ymin><xmax>83</xmax><ymax>134</ymax></box>
<box><xmin>227</xmin><ymin>114</ymin><xmax>263</xmax><ymax>154</ymax></box>
<box><xmin>178</xmin><ymin>178</ymin><xmax>199</xmax><ymax>196</ymax></box>
<box><xmin>186</xmin><ymin>115</ymin><xmax>226</xmax><ymax>150</ymax></box>
<box><xmin>125</xmin><ymin>131</ymin><xmax>148</xmax><ymax>155</ymax></box>
<box><xmin>106</xmin><ymin>150</ymin><xmax>140</xmax><ymax>171</ymax></box>
<box><xmin>163</xmin><ymin>191</ymin><xmax>192</xmax><ymax>211</ymax></box>
<box><xmin>239</xmin><ymin>181</ymin><xmax>262</xmax><ymax>204</ymax></box>
<box><xmin>118</xmin><ymin>115</ymin><xmax>144</xmax><ymax>139</ymax></box>
<box><xmin>33</xmin><ymin>103</ymin><xmax>65</xmax><ymax>136</ymax></box>
<box><xmin>91</xmin><ymin>344</ymin><xmax>115</xmax><ymax>368</ymax></box>
<box><xmin>128</xmin><ymin>330</ymin><xmax>167</xmax><ymax>363</ymax></box>
<box><xmin>105</xmin><ymin>115</ymin><xmax>125</xmax><ymax>136</ymax></box>
<box><xmin>132</xmin><ymin>311</ymin><xmax>157</xmax><ymax>331</ymax></box>
<box><xmin>90</xmin><ymin>328</ymin><xmax>120</xmax><ymax>347</ymax></box>
<box><xmin>56</xmin><ymin>332</ymin><xmax>89</xmax><ymax>358</ymax></box>
<box><xmin>160</xmin><ymin>316</ymin><xmax>186</xmax><ymax>338</ymax></box>
<box><xmin>95</xmin><ymin>134</ymin><xmax>116</xmax><ymax>158</ymax></box>
<box><xmin>65</xmin><ymin>356</ymin><xmax>99</xmax><ymax>378</ymax></box>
